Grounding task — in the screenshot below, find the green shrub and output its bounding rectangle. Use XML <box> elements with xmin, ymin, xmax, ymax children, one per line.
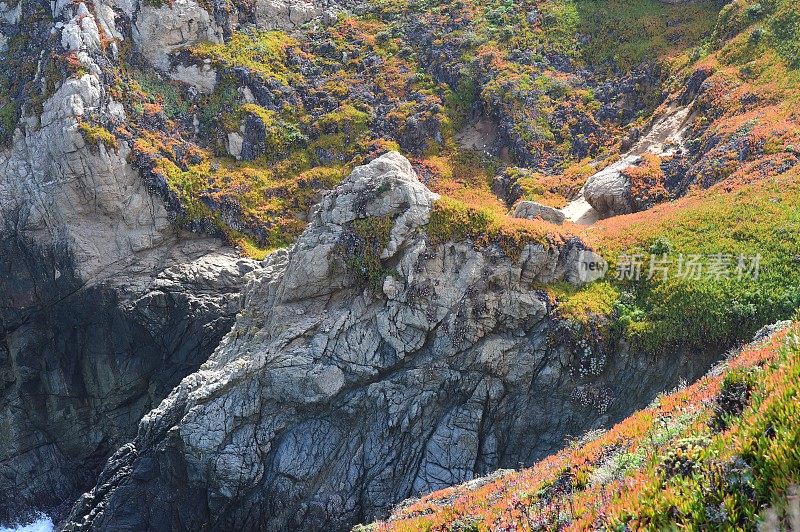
<box><xmin>78</xmin><ymin>122</ymin><xmax>117</xmax><ymax>151</ymax></box>
<box><xmin>199</xmin><ymin>76</ymin><xmax>240</xmax><ymax>133</ymax></box>
<box><xmin>710</xmin><ymin>368</ymin><xmax>756</xmax><ymax>432</ymax></box>
<box><xmin>241</xmin><ymin>104</ymin><xmax>308</xmax><ymax>158</ymax></box>
<box><xmin>0</xmin><ymin>101</ymin><xmax>17</xmax><ymax>147</ymax></box>
<box><xmin>131</xmin><ymin>70</ymin><xmax>189</xmax><ymax>118</ymax></box>
<box><xmin>746</xmin><ymin>3</ymin><xmax>765</xmax><ymax>19</ymax></box>
<box><xmin>649</xmin><ymin>237</ymin><xmax>673</xmax><ymax>256</ymax></box>
<box><xmin>770</xmin><ymin>6</ymin><xmax>800</xmax><ymax>68</ymax></box>
<box><xmin>345</xmin><ymin>215</ymin><xmax>396</xmax><ymax>291</ymax></box>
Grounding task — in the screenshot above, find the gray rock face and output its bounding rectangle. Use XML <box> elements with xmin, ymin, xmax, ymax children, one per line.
<box><xmin>130</xmin><ymin>0</ymin><xmax>348</xmax><ymax>76</ymax></box>
<box><xmin>0</xmin><ymin>0</ymin><xmax>258</xmax><ymax>521</ymax></box>
<box><xmin>0</xmin><ymin>0</ymin><xmax>356</xmax><ymax>521</ymax></box>
<box><xmin>63</xmin><ymin>153</ymin><xmax>721</xmax><ymax>531</ymax></box>
<box><xmin>133</xmin><ymin>0</ymin><xmax>223</xmax><ymax>72</ymax></box>
<box><xmin>239</xmin><ymin>113</ymin><xmax>269</xmax><ymax>161</ymax></box>
<box><xmin>254</xmin><ymin>0</ymin><xmax>330</xmax><ymax>30</ymax></box>
<box><xmin>0</xmin><ymin>0</ymin><xmax>173</xmax><ymax>285</ymax></box>
<box><xmin>169</xmin><ymin>63</ymin><xmax>218</xmax><ymax>94</ymax></box>
<box><xmin>513</xmin><ymin>201</ymin><xmax>566</xmax><ymax>225</ymax></box>
<box><xmin>0</xmin><ymin>239</ymin><xmax>257</xmax><ymax>520</ymax></box>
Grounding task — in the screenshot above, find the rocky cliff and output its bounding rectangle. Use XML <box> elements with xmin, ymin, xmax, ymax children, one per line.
<box><xmin>0</xmin><ymin>0</ymin><xmax>262</xmax><ymax>520</ymax></box>
<box><xmin>373</xmin><ymin>321</ymin><xmax>800</xmax><ymax>531</ymax></box>
<box><xmin>62</xmin><ymin>153</ymin><xmax>719</xmax><ymax>531</ymax></box>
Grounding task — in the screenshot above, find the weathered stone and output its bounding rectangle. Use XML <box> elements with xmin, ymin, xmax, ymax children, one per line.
<box><xmin>239</xmin><ymin>113</ymin><xmax>268</xmax><ymax>161</ymax></box>
<box><xmin>133</xmin><ymin>0</ymin><xmax>222</xmax><ymax>72</ymax></box>
<box><xmin>491</xmin><ymin>167</ymin><xmax>527</xmax><ymax>207</ymax></box>
<box><xmin>512</xmin><ymin>201</ymin><xmax>566</xmax><ymax>225</ymax></box>
<box><xmin>169</xmin><ymin>63</ymin><xmax>218</xmax><ymax>94</ymax></box>
<box><xmin>63</xmin><ymin>153</ymin><xmax>721</xmax><ymax>531</ymax></box>
<box><xmin>583</xmin><ymin>105</ymin><xmax>694</xmax><ymax>218</ymax></box>
<box><xmin>254</xmin><ymin>0</ymin><xmax>324</xmax><ymax>30</ymax></box>
<box><xmin>227</xmin><ymin>131</ymin><xmax>244</xmax><ymax>159</ymax></box>
<box><xmin>0</xmin><ymin>2</ymin><xmax>256</xmax><ymax>521</ymax></box>
<box><xmin>583</xmin><ymin>156</ymin><xmax>637</xmax><ymax>217</ymax></box>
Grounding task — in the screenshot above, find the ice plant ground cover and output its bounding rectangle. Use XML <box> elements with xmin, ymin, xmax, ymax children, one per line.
<box><xmin>551</xmin><ymin>164</ymin><xmax>800</xmax><ymax>357</ymax></box>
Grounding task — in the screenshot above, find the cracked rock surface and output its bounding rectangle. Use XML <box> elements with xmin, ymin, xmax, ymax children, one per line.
<box><xmin>0</xmin><ymin>0</ymin><xmax>259</xmax><ymax>520</ymax></box>
<box><xmin>63</xmin><ymin>153</ymin><xmax>720</xmax><ymax>531</ymax></box>
<box><xmin>134</xmin><ymin>0</ymin><xmax>223</xmax><ymax>72</ymax></box>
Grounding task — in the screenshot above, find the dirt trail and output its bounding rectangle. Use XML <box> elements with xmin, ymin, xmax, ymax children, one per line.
<box><xmin>561</xmin><ymin>105</ymin><xmax>694</xmax><ymax>225</ymax></box>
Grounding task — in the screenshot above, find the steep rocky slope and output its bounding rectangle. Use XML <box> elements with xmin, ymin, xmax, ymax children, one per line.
<box><xmin>62</xmin><ymin>153</ymin><xmax>719</xmax><ymax>531</ymax></box>
<box><xmin>20</xmin><ymin>0</ymin><xmax>722</xmax><ymax>257</ymax></box>
<box><xmin>0</xmin><ymin>230</ymin><xmax>256</xmax><ymax>520</ymax></box>
<box><xmin>373</xmin><ymin>321</ymin><xmax>800</xmax><ymax>530</ymax></box>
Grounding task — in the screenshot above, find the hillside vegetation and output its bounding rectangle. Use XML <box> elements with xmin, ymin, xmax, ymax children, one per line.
<box><xmin>69</xmin><ymin>0</ymin><xmax>722</xmax><ymax>255</ymax></box>
<box><xmin>546</xmin><ymin>0</ymin><xmax>800</xmax><ymax>355</ymax></box>
<box><xmin>350</xmin><ymin>1</ymin><xmax>800</xmax><ymax>527</ymax></box>
<box><xmin>88</xmin><ymin>0</ymin><xmax>800</xmax><ymax>355</ymax></box>
<box><xmin>21</xmin><ymin>0</ymin><xmax>782</xmax><ymax>378</ymax></box>
<box><xmin>4</xmin><ymin>0</ymin><xmax>800</xmax><ymax>527</ymax></box>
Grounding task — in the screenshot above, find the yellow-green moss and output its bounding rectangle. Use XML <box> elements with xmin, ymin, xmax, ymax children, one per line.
<box><xmin>425</xmin><ymin>196</ymin><xmax>561</xmax><ymax>259</ymax></box>
<box><xmin>193</xmin><ymin>30</ymin><xmax>298</xmax><ymax>85</ymax></box>
<box><xmin>553</xmin><ymin>281</ymin><xmax>620</xmax><ymax>325</ymax></box>
<box><xmin>318</xmin><ymin>104</ymin><xmax>370</xmax><ymax>134</ymax></box>
<box><xmin>78</xmin><ymin>122</ymin><xmax>117</xmax><ymax>151</ymax></box>
<box><xmin>230</xmin><ymin>232</ymin><xmax>271</xmax><ymax>260</ymax></box>
<box><xmin>152</xmin><ymin>157</ymin><xmax>211</xmax><ymax>221</ymax></box>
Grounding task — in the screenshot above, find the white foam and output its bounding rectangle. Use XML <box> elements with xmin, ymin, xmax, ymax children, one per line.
<box><xmin>0</xmin><ymin>514</ymin><xmax>54</xmax><ymax>532</ymax></box>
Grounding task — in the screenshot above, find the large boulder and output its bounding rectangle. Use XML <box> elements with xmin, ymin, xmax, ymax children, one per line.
<box><xmin>63</xmin><ymin>153</ymin><xmax>721</xmax><ymax>531</ymax></box>
<box><xmin>583</xmin><ymin>155</ymin><xmax>637</xmax><ymax>217</ymax></box>
<box><xmin>513</xmin><ymin>201</ymin><xmax>566</xmax><ymax>225</ymax></box>
<box><xmin>583</xmin><ymin>105</ymin><xmax>693</xmax><ymax>218</ymax></box>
